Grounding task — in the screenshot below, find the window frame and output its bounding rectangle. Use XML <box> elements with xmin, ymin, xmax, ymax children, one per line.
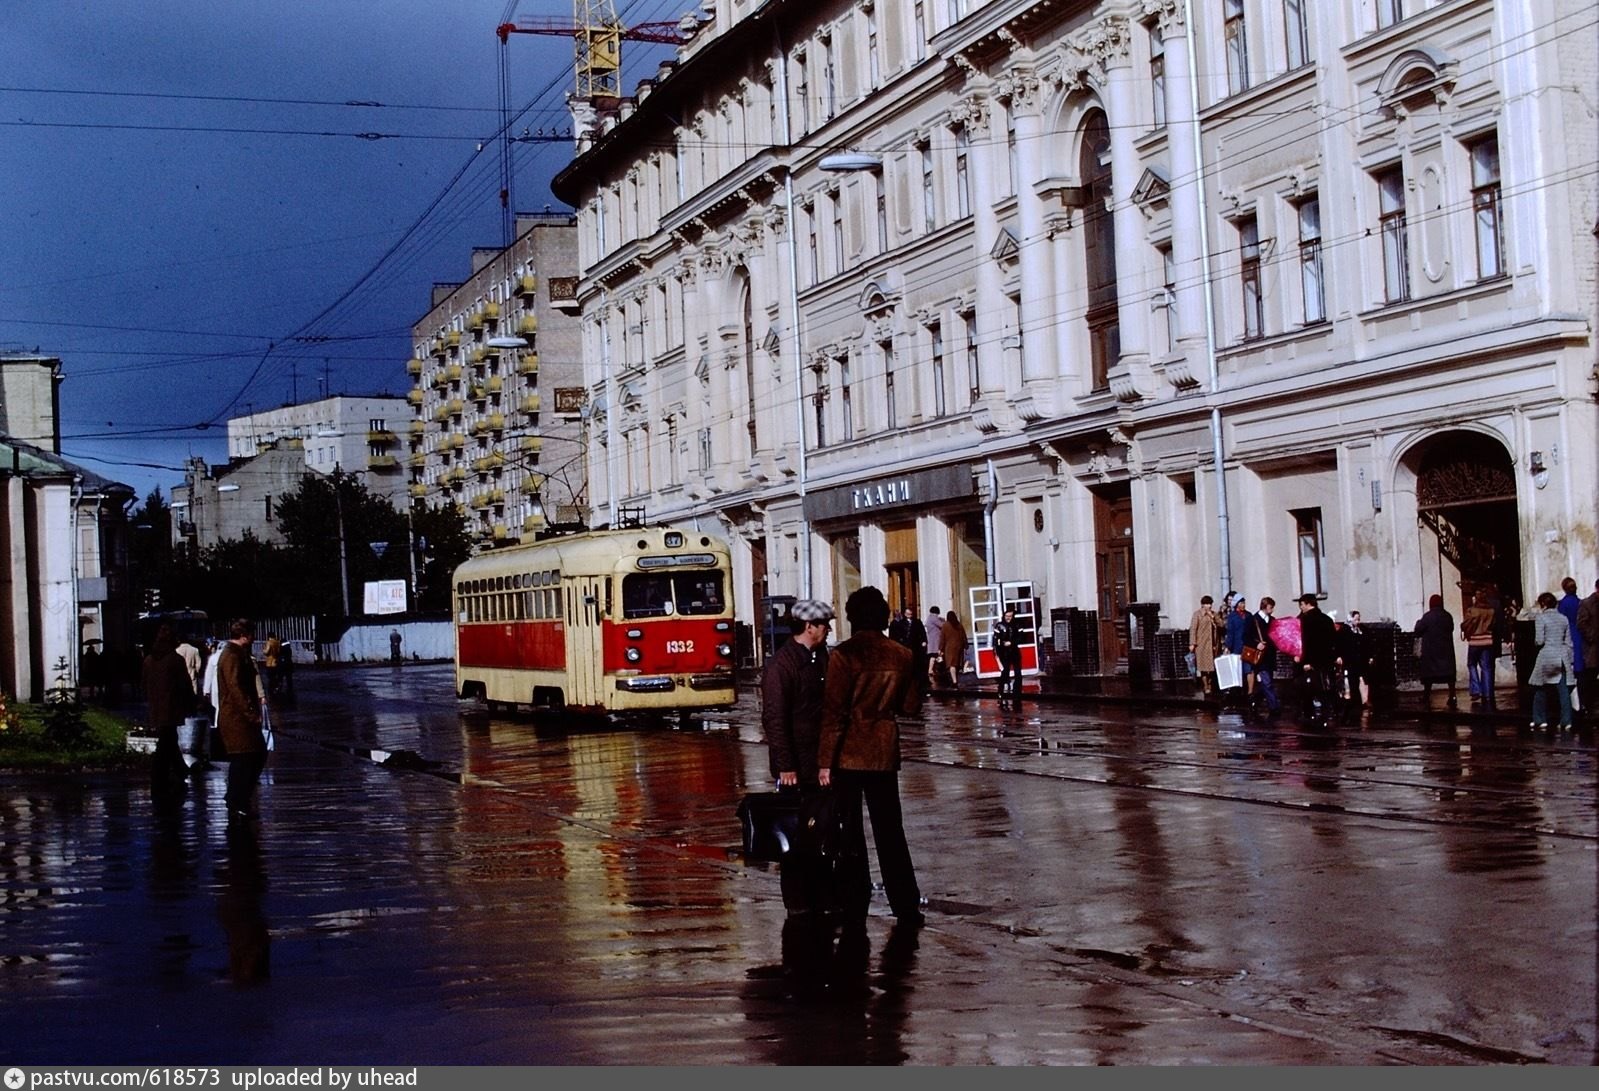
<box><xmin>1297</xmin><ymin>194</ymin><xmax>1326</xmax><ymax>324</ymax></box>
<box><xmin>1376</xmin><ymin>165</ymin><xmax>1410</xmax><ymax>303</ymax></box>
<box><xmin>1468</xmin><ymin>135</ymin><xmax>1504</xmax><ymax>281</ymax></box>
<box><xmin>1239</xmin><ymin>215</ymin><xmax>1265</xmax><ymax>341</ymax></box>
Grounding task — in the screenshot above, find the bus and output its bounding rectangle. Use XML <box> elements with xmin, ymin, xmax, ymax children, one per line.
<box><xmin>452</xmin><ymin>525</ymin><xmax>737</xmax><ymax>717</ymax></box>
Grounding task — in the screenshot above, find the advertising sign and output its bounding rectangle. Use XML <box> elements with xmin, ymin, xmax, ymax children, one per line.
<box><xmin>363</xmin><ymin>579</ymin><xmax>408</xmax><ymax>615</ymax></box>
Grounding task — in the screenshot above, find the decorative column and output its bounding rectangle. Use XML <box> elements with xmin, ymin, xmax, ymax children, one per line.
<box><xmin>954</xmin><ymin>89</ymin><xmax>1001</xmax><ymax>409</ymax></box>
<box><xmin>1100</xmin><ymin>19</ymin><xmax>1156</xmax><ymax>403</ymax></box>
<box><xmin>1159</xmin><ymin>5</ymin><xmax>1207</xmax><ymax>366</ymax></box>
<box><xmin>1005</xmin><ymin>67</ymin><xmax>1056</xmax><ymax>417</ymax></box>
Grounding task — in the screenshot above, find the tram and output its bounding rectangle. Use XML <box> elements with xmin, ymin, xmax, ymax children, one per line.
<box><xmin>451</xmin><ymin>525</ymin><xmax>738</xmax><ymax>716</ymax></box>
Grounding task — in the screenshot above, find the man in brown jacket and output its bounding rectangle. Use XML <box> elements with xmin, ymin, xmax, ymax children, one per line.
<box><xmin>818</xmin><ymin>585</ymin><xmax>926</xmax><ymax>926</ymax></box>
<box><xmin>216</xmin><ymin>618</ymin><xmax>269</xmax><ymax>820</ymax></box>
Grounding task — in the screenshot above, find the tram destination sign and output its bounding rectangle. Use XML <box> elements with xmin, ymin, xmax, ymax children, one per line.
<box><xmin>803</xmin><ymin>464</ymin><xmax>975</xmax><ymax>522</ymax></box>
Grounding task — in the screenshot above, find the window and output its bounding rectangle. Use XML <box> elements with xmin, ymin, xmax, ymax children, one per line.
<box><xmin>913</xmin><ymin>2</ymin><xmax>927</xmax><ymax>62</ymax></box>
<box><xmin>930</xmin><ymin>322</ymin><xmax>947</xmax><ymax>417</ymax></box>
<box><xmin>921</xmin><ymin>145</ymin><xmax>936</xmax><ymax>231</ymax></box>
<box><xmin>831</xmin><ymin>196</ymin><xmax>845</xmax><ymax>276</ymax></box>
<box><xmin>697</xmin><ymin>427</ymin><xmax>712</xmax><ymax>472</ymax></box>
<box><xmin>264</xmin><ymin>494</ymin><xmax>274</xmax><ymax>523</ymax></box>
<box><xmin>1240</xmin><ymin>216</ymin><xmax>1264</xmax><ymax>340</ymax></box>
<box><xmin>867</xmin><ymin>9</ymin><xmax>880</xmax><ymax>87</ymax></box>
<box><xmin>821</xmin><ymin>37</ymin><xmax>835</xmax><ymax>121</ymax></box>
<box><xmin>1005</xmin><ymin>109</ymin><xmax>1019</xmax><ymax>196</ymax></box>
<box><xmin>1469</xmin><ymin>135</ymin><xmax>1504</xmax><ymax>280</ymax></box>
<box><xmin>1224</xmin><ymin>0</ymin><xmax>1250</xmax><ymax>95</ymax></box>
<box><xmin>840</xmin><ymin>358</ymin><xmax>854</xmax><ymax>441</ymax></box>
<box><xmin>796</xmin><ymin>69</ymin><xmax>809</xmax><ymax>134</ymax></box>
<box><xmin>964</xmin><ymin>312</ymin><xmax>980</xmax><ymax>400</ymax></box>
<box><xmin>1377</xmin><ymin>0</ymin><xmax>1404</xmax><ymax>30</ymax></box>
<box><xmin>1284</xmin><ymin>0</ymin><xmax>1309</xmax><ymax>70</ymax></box>
<box><xmin>955</xmin><ymin>128</ymin><xmax>971</xmax><ymax>218</ymax></box>
<box><xmin>1149</xmin><ymin>26</ymin><xmax>1166</xmax><ymax>128</ymax></box>
<box><xmin>1377</xmin><ymin>166</ymin><xmax>1410</xmax><ymax>302</ymax></box>
<box><xmin>807</xmin><ymin>206</ymin><xmax>819</xmax><ymax>286</ymax></box>
<box><xmin>1158</xmin><ymin>244</ymin><xmax>1177</xmax><ymax>352</ymax></box>
<box><xmin>812</xmin><ymin>369</ymin><xmax>827</xmax><ymax>447</ymax></box>
<box><xmin>881</xmin><ymin>340</ymin><xmax>896</xmax><ymax>429</ymax></box>
<box><xmin>1293</xmin><ymin>507</ymin><xmax>1325</xmax><ymax>595</ymax></box>
<box><xmin>876</xmin><ymin>176</ymin><xmax>889</xmax><ymax>252</ymax></box>
<box><xmin>1297</xmin><ymin>195</ymin><xmax>1325</xmax><ymax>323</ymax></box>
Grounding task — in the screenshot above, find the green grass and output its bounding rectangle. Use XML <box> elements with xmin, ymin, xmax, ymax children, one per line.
<box><xmin>0</xmin><ymin>701</ymin><xmax>147</xmax><ymax>772</ymax></box>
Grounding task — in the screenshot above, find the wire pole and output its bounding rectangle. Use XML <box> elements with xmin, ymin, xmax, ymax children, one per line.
<box><xmin>334</xmin><ymin>468</ymin><xmax>351</xmax><ymax>617</ymax></box>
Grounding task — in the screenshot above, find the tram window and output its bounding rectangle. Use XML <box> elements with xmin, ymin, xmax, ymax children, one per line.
<box><xmin>622</xmin><ymin>572</ymin><xmax>726</xmax><ymax>617</ymax></box>
<box><xmin>674</xmin><ymin>573</ymin><xmax>726</xmax><ymax>615</ymax></box>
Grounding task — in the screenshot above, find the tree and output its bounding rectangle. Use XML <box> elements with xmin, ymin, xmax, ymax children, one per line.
<box><xmin>410</xmin><ymin>501</ymin><xmax>473</xmax><ymax>612</ymax></box>
<box><xmin>128</xmin><ymin>487</ymin><xmax>175</xmax><ymax>611</ymax></box>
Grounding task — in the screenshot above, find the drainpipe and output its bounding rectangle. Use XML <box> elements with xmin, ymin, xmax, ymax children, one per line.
<box><xmin>1183</xmin><ymin>0</ymin><xmax>1232</xmax><ymax>596</ymax></box>
<box><xmin>599</xmin><ymin>286</ymin><xmax>619</xmax><ymax>527</ymax></box>
<box><xmin>69</xmin><ymin>478</ymin><xmax>83</xmax><ymax>688</ymax></box>
<box><xmin>774</xmin><ymin>19</ymin><xmax>811</xmax><ymax>598</ymax></box>
<box><xmin>984</xmin><ymin>459</ymin><xmax>998</xmax><ymax>585</ymax></box>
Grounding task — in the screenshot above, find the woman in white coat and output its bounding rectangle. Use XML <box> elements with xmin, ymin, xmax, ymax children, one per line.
<box><xmin>1529</xmin><ymin>591</ymin><xmax>1575</xmax><ymax>729</ymax></box>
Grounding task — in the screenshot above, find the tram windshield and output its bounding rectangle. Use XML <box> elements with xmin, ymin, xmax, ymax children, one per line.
<box><xmin>622</xmin><ymin>571</ymin><xmax>726</xmax><ymax>619</ymax></box>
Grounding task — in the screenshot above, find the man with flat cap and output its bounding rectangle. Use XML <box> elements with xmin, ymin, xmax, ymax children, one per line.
<box><xmin>761</xmin><ymin>597</ymin><xmax>835</xmax><ymax>916</ymax></box>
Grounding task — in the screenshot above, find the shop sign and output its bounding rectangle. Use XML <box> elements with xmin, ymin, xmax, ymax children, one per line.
<box><xmin>803</xmin><ymin>464</ymin><xmax>975</xmax><ymax>522</ymax></box>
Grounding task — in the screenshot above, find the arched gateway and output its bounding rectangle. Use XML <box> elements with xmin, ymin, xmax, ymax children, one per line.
<box><xmin>1408</xmin><ymin>431</ymin><xmax>1523</xmax><ymax>607</ymax></box>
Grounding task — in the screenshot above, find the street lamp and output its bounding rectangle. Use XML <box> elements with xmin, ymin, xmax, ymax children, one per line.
<box><xmin>818</xmin><ymin>151</ymin><xmax>883</xmax><ymax>173</ymax></box>
<box><xmin>486</xmin><ymin>336</ymin><xmax>530</xmax><ymax>349</ymax></box>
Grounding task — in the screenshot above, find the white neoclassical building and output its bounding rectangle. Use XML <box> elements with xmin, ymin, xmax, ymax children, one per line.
<box><xmin>551</xmin><ymin>0</ymin><xmax>1597</xmax><ymax>675</ymax></box>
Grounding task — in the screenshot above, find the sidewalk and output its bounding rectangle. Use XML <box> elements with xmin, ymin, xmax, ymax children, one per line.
<box><xmin>740</xmin><ymin>663</ymin><xmax>1575</xmax><ymax>732</ymax></box>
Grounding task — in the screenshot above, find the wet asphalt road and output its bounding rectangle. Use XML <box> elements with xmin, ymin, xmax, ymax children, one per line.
<box><xmin>1</xmin><ymin>663</ymin><xmax>1594</xmax><ymax>1065</ymax></box>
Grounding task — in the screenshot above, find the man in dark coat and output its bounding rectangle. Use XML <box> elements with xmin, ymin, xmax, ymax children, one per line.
<box><xmin>1577</xmin><ymin>578</ymin><xmax>1599</xmax><ymax>724</ymax></box>
<box><xmin>141</xmin><ymin>623</ymin><xmax>195</xmax><ymax>810</ymax></box>
<box><xmin>1413</xmin><ymin>594</ymin><xmax>1458</xmax><ymax>711</ymax></box>
<box><xmin>761</xmin><ymin>598</ymin><xmax>833</xmax><ymax>916</ymax></box>
<box><xmin>1294</xmin><ymin>594</ymin><xmax>1337</xmax><ymax>723</ymax></box>
<box><xmin>991</xmin><ymin>608</ymin><xmax>1023</xmax><ymax>708</ymax></box>
<box><xmin>888</xmin><ymin>607</ymin><xmax>929</xmax><ymax>692</ymax></box>
<box><xmin>216</xmin><ymin>618</ymin><xmax>269</xmax><ymax>820</ymax></box>
<box><xmin>819</xmin><ymin>586</ymin><xmax>925</xmax><ymax>927</ymax></box>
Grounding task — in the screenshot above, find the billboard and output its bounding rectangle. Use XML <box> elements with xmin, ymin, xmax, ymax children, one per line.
<box><xmin>363</xmin><ymin>579</ymin><xmax>408</xmax><ymax>615</ymax></box>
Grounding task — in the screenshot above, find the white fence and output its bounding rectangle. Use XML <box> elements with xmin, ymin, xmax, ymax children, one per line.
<box><xmin>319</xmin><ymin>619</ymin><xmax>453</xmax><ymax>664</ymax></box>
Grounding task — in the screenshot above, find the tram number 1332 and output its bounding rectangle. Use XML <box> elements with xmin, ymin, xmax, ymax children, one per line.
<box><xmin>452</xmin><ymin>525</ymin><xmax>738</xmax><ymax>716</ymax></box>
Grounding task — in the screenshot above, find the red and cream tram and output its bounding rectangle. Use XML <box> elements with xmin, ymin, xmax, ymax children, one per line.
<box><xmin>452</xmin><ymin>525</ymin><xmax>738</xmax><ymax>716</ymax></box>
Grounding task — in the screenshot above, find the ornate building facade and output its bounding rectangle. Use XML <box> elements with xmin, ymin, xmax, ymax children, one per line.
<box><xmin>552</xmin><ymin>0</ymin><xmax>1596</xmax><ymax>672</ymax></box>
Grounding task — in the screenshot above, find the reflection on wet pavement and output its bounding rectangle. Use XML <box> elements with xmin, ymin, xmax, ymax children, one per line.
<box><xmin>0</xmin><ymin>664</ymin><xmax>1591</xmax><ymax>1064</ymax></box>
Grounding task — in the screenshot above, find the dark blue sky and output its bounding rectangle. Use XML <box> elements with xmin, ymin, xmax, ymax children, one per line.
<box><xmin>1</xmin><ymin>0</ymin><xmax>679</xmax><ymax>505</ymax></box>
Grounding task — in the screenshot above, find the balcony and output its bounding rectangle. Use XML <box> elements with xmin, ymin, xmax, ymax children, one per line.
<box><xmin>409</xmin><ymin>484</ymin><xmax>428</xmax><ymax>499</ymax></box>
<box><xmin>473</xmin><ymin>452</ymin><xmax>505</xmax><ymax>473</ymax></box>
<box><xmin>366</xmin><ymin>429</ymin><xmax>397</xmax><ymax>444</ymax></box>
<box><xmin>518</xmin><ymin>394</ymin><xmax>542</xmax><ymax>414</ymax></box>
<box><xmin>522</xmin><ymin>512</ymin><xmax>547</xmax><ymax>533</ymax></box>
<box><xmin>470</xmin><ymin>418</ymin><xmax>489</xmax><ymax>436</ymax></box>
<box><xmin>406</xmin><ymin>358</ymin><xmax>424</xmax><ymax>376</ymax></box>
<box><xmin>492</xmin><ymin>523</ymin><xmax>509</xmax><ymax>542</ymax></box>
<box><xmin>520</xmin><ymin>436</ymin><xmax>543</xmax><ymax>453</ymax></box>
<box><xmin>482</xmin><ymin>301</ymin><xmax>501</xmax><ymax>320</ymax></box>
<box><xmin>431</xmin><ymin>339</ymin><xmax>447</xmax><ymax>358</ymax></box>
<box><xmin>489</xmin><ymin>488</ymin><xmax>505</xmax><ymax>505</ymax></box>
<box><xmin>486</xmin><ymin>412</ymin><xmax>505</xmax><ymax>433</ymax></box>
<box><xmin>517</xmin><ymin>354</ymin><xmax>540</xmax><ymax>376</ymax></box>
<box><xmin>486</xmin><ymin>376</ymin><xmax>503</xmax><ymax>394</ymax></box>
<box><xmin>431</xmin><ymin>371</ymin><xmax>450</xmax><ymax>389</ymax></box>
<box><xmin>367</xmin><ymin>453</ymin><xmax>398</xmax><ymax>470</ymax></box>
<box><xmin>447</xmin><ymin>398</ymin><xmax>464</xmax><ymax>416</ymax></box>
<box><xmin>445</xmin><ymin>331</ymin><xmax>461</xmax><ymax>348</ymax></box>
<box><xmin>515</xmin><ymin>274</ymin><xmax>537</xmax><ymax>297</ymax></box>
<box><xmin>446</xmin><ymin>363</ymin><xmax>463</xmax><ymax>381</ymax></box>
<box><xmin>447</xmin><ymin>466</ymin><xmax>466</xmax><ymax>483</ymax></box>
<box><xmin>516</xmin><ymin>314</ymin><xmax>538</xmax><ymax>336</ymax></box>
<box><xmin>407</xmin><ymin>389</ymin><xmax>424</xmax><ymax>406</ymax></box>
<box><xmin>470</xmin><ymin>493</ymin><xmax>491</xmax><ymax>510</ymax></box>
<box><xmin>432</xmin><ymin>406</ymin><xmax>450</xmax><ymax>423</ymax></box>
<box><xmin>408</xmin><ymin>420</ymin><xmax>425</xmax><ymax>436</ymax></box>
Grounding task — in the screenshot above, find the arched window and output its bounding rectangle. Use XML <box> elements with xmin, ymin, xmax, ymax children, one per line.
<box><xmin>1079</xmin><ymin>111</ymin><xmax>1119</xmax><ymax>390</ymax></box>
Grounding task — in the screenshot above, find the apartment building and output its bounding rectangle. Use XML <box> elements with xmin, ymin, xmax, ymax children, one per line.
<box><xmin>226</xmin><ymin>395</ymin><xmax>413</xmax><ymax>506</ymax></box>
<box><xmin>552</xmin><ymin>0</ymin><xmax>1597</xmax><ymax>672</ymax></box>
<box><xmin>407</xmin><ymin>213</ymin><xmax>584</xmax><ymax>547</ymax></box>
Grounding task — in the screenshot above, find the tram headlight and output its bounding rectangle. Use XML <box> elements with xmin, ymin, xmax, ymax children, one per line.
<box><xmin>625</xmin><ymin>647</ymin><xmax>643</xmax><ymax>663</ymax></box>
<box><xmin>717</xmin><ymin>643</ymin><xmax>732</xmax><ymax>658</ymax></box>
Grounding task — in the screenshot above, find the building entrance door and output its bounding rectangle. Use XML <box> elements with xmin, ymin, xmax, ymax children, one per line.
<box><xmin>884</xmin><ymin>522</ymin><xmax>920</xmax><ymax>616</ymax></box>
<box><xmin>1093</xmin><ymin>484</ymin><xmax>1136</xmax><ymax>675</ymax></box>
<box><xmin>1414</xmin><ymin>432</ymin><xmax>1522</xmax><ymax>612</ymax></box>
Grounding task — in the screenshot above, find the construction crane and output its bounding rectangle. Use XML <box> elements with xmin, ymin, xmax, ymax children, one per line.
<box><xmin>494</xmin><ymin>2</ymin><xmax>683</xmax><ymax>243</ymax></box>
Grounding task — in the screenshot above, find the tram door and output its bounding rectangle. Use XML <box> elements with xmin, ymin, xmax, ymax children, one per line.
<box><xmin>567</xmin><ymin>576</ymin><xmax>606</xmax><ymax>708</ymax></box>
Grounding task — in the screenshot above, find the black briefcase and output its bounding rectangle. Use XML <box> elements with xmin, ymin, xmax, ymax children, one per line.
<box><xmin>736</xmin><ymin>790</ymin><xmax>801</xmax><ymax>862</ymax></box>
